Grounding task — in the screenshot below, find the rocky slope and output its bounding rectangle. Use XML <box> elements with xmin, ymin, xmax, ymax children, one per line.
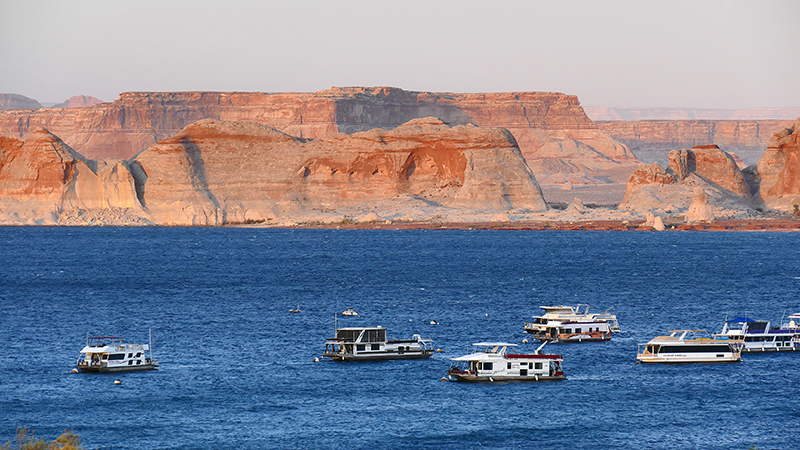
<box><xmin>0</xmin><ymin>118</ymin><xmax>547</xmax><ymax>225</ymax></box>
<box><xmin>597</xmin><ymin>119</ymin><xmax>792</xmax><ymax>167</ymax></box>
<box><xmin>0</xmin><ymin>87</ymin><xmax>638</xmax><ymax>181</ymax></box>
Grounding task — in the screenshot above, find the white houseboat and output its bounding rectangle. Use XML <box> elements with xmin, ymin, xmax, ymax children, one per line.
<box><xmin>714</xmin><ymin>314</ymin><xmax>800</xmax><ymax>352</ymax></box>
<box><xmin>524</xmin><ymin>304</ymin><xmax>618</xmax><ymax>342</ymax></box>
<box><xmin>77</xmin><ymin>334</ymin><xmax>158</xmax><ymax>372</ymax></box>
<box><xmin>447</xmin><ymin>342</ymin><xmax>566</xmax><ymax>382</ymax></box>
<box><xmin>322</xmin><ymin>326</ymin><xmax>433</xmax><ymax>361</ymax></box>
<box><xmin>637</xmin><ymin>330</ymin><xmax>742</xmax><ymax>363</ymax></box>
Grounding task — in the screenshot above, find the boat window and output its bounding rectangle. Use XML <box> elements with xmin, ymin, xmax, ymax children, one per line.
<box><xmin>660</xmin><ymin>345</ymin><xmax>732</xmax><ymax>353</ymax></box>
<box><xmin>335</xmin><ymin>330</ymin><xmax>360</xmax><ymax>341</ymax></box>
<box><xmin>535</xmin><ymin>362</ymin><xmax>543</xmax><ymax>370</ymax></box>
<box><xmin>101</xmin><ymin>355</ymin><xmax>108</xmax><ymax>360</ymax></box>
<box><xmin>520</xmin><ymin>369</ymin><xmax>528</xmax><ymax>376</ymax></box>
<box><xmin>136</xmin><ymin>352</ymin><xmax>142</xmax><ymax>357</ymax></box>
<box><xmin>371</xmin><ymin>344</ymin><xmax>380</xmax><ymax>351</ymax></box>
<box><xmin>482</xmin><ymin>362</ymin><xmax>493</xmax><ymax>371</ymax></box>
<box><xmin>564</xmin><ymin>329</ymin><xmax>571</xmax><ymax>334</ymax></box>
<box><xmin>361</xmin><ymin>329</ymin><xmax>386</xmax><ymax>343</ymax></box>
<box><xmin>575</xmin><ymin>328</ymin><xmax>581</xmax><ymax>333</ymax></box>
<box><xmin>356</xmin><ymin>344</ymin><xmax>365</xmax><ymax>351</ymax></box>
<box><xmin>507</xmin><ymin>362</ymin><xmax>512</xmax><ymax>369</ymax></box>
<box><xmin>108</xmin><ymin>354</ymin><xmax>125</xmax><ymax>360</ymax></box>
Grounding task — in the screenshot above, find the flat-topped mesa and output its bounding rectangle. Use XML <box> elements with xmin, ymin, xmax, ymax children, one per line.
<box><xmin>133</xmin><ymin>118</ymin><xmax>547</xmax><ymax>225</ymax></box>
<box><xmin>619</xmin><ymin>144</ymin><xmax>752</xmax><ymax>214</ymax></box>
<box><xmin>750</xmin><ymin>117</ymin><xmax>800</xmax><ymax>210</ymax></box>
<box><xmin>0</xmin><ymin>129</ymin><xmax>142</xmax><ymax>225</ymax></box>
<box><xmin>0</xmin><ymin>87</ymin><xmax>635</xmax><ymax>181</ymax></box>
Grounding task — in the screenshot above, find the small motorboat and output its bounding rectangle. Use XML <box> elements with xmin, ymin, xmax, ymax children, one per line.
<box><xmin>289</xmin><ymin>304</ymin><xmax>301</xmax><ymax>313</ymax></box>
<box><xmin>342</xmin><ymin>307</ymin><xmax>358</xmax><ymax>316</ymax></box>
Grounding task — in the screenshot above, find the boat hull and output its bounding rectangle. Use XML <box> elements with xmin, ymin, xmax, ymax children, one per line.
<box><xmin>636</xmin><ymin>354</ymin><xmax>740</xmax><ymax>363</ymax></box>
<box><xmin>448</xmin><ymin>373</ymin><xmax>566</xmax><ymax>382</ymax></box>
<box><xmin>77</xmin><ymin>364</ymin><xmax>159</xmax><ymax>373</ymax></box>
<box><xmin>323</xmin><ymin>351</ymin><xmax>433</xmax><ymax>361</ymax></box>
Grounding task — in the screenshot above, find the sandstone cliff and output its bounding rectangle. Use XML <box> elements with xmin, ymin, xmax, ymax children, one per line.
<box><xmin>0</xmin><ymin>87</ymin><xmax>637</xmax><ymax>182</ymax></box>
<box><xmin>0</xmin><ymin>129</ymin><xmax>144</xmax><ymax>225</ymax></box>
<box><xmin>133</xmin><ymin>118</ymin><xmax>547</xmax><ymax>225</ymax></box>
<box><xmin>747</xmin><ymin>118</ymin><xmax>800</xmax><ymax>211</ymax></box>
<box><xmin>619</xmin><ymin>145</ymin><xmax>752</xmax><ymax>215</ymax></box>
<box><xmin>597</xmin><ymin>120</ymin><xmax>792</xmax><ymax>167</ymax></box>
<box><xmin>0</xmin><ymin>118</ymin><xmax>547</xmax><ymax>225</ymax></box>
<box><xmin>586</xmin><ymin>107</ymin><xmax>800</xmax><ymax>121</ymax></box>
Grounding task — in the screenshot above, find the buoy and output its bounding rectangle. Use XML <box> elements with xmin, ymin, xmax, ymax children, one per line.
<box><xmin>114</xmin><ymin>379</ymin><xmax>121</xmax><ymax>385</ymax></box>
<box><xmin>313</xmin><ymin>357</ymin><xmax>320</xmax><ymax>362</ymax></box>
<box><xmin>522</xmin><ymin>339</ymin><xmax>528</xmax><ymax>344</ymax></box>
<box><xmin>71</xmin><ymin>369</ymin><xmax>78</xmax><ymax>373</ymax></box>
<box><xmin>489</xmin><ymin>377</ymin><xmax>494</xmax><ymax>382</ymax></box>
<box><xmin>485</xmin><ymin>313</ymin><xmax>488</xmax><ymax>317</ymax></box>
<box><xmin>436</xmin><ymin>348</ymin><xmax>444</xmax><ymax>353</ymax></box>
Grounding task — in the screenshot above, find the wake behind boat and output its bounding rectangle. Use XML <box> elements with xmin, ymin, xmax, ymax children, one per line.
<box><xmin>77</xmin><ymin>333</ymin><xmax>158</xmax><ymax>372</ymax></box>
<box><xmin>322</xmin><ymin>326</ymin><xmax>433</xmax><ymax>361</ymax></box>
<box><xmin>714</xmin><ymin>314</ymin><xmax>800</xmax><ymax>352</ymax></box>
<box><xmin>447</xmin><ymin>342</ymin><xmax>566</xmax><ymax>382</ymax></box>
<box><xmin>637</xmin><ymin>329</ymin><xmax>742</xmax><ymax>363</ymax></box>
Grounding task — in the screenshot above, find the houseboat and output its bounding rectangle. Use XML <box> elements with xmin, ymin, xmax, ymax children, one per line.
<box><xmin>447</xmin><ymin>342</ymin><xmax>566</xmax><ymax>382</ymax></box>
<box><xmin>524</xmin><ymin>304</ymin><xmax>618</xmax><ymax>342</ymax></box>
<box><xmin>637</xmin><ymin>330</ymin><xmax>742</xmax><ymax>363</ymax></box>
<box><xmin>77</xmin><ymin>334</ymin><xmax>158</xmax><ymax>372</ymax></box>
<box><xmin>714</xmin><ymin>314</ymin><xmax>800</xmax><ymax>352</ymax></box>
<box><xmin>322</xmin><ymin>326</ymin><xmax>433</xmax><ymax>361</ymax></box>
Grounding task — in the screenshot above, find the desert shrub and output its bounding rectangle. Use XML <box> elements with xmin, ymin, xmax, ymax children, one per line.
<box><xmin>1</xmin><ymin>428</ymin><xmax>83</xmax><ymax>450</ymax></box>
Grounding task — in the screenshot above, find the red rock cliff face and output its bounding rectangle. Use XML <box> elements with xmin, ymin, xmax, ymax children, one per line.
<box><xmin>133</xmin><ymin>118</ymin><xmax>547</xmax><ymax>225</ymax></box>
<box><xmin>597</xmin><ymin>120</ymin><xmax>791</xmax><ymax>166</ymax></box>
<box><xmin>0</xmin><ymin>87</ymin><xmax>637</xmax><ymax>178</ymax></box>
<box><xmin>0</xmin><ymin>129</ymin><xmax>141</xmax><ymax>224</ymax></box>
<box><xmin>752</xmin><ymin>118</ymin><xmax>800</xmax><ymax>208</ymax></box>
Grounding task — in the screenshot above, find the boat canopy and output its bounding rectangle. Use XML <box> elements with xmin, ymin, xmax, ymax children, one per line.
<box><xmin>472</xmin><ymin>342</ymin><xmax>517</xmax><ymax>347</ymax></box>
<box><xmin>726</xmin><ymin>317</ymin><xmax>755</xmax><ymax>323</ymax></box>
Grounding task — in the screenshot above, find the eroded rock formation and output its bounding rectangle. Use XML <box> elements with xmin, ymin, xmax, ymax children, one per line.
<box><xmin>748</xmin><ymin>118</ymin><xmax>800</xmax><ymax>211</ymax></box>
<box><xmin>0</xmin><ymin>129</ymin><xmax>143</xmax><ymax>224</ymax></box>
<box><xmin>0</xmin><ymin>87</ymin><xmax>637</xmax><ymax>182</ymax></box>
<box><xmin>597</xmin><ymin>119</ymin><xmax>792</xmax><ymax>167</ymax></box>
<box><xmin>620</xmin><ymin>145</ymin><xmax>752</xmax><ymax>215</ymax></box>
<box><xmin>0</xmin><ymin>118</ymin><xmax>547</xmax><ymax>225</ymax></box>
<box><xmin>134</xmin><ymin>118</ymin><xmax>547</xmax><ymax>225</ymax></box>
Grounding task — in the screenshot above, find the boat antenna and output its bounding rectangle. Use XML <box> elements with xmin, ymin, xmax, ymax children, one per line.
<box><xmin>85</xmin><ymin>331</ymin><xmax>89</xmax><ymax>347</ymax></box>
<box><xmin>149</xmin><ymin>328</ymin><xmax>153</xmax><ymax>361</ymax></box>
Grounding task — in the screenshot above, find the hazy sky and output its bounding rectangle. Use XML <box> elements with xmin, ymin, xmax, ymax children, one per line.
<box><xmin>2</xmin><ymin>0</ymin><xmax>799</xmax><ymax>108</ymax></box>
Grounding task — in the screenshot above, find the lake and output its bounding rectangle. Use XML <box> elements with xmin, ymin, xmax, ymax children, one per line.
<box><xmin>0</xmin><ymin>227</ymin><xmax>798</xmax><ymax>449</ymax></box>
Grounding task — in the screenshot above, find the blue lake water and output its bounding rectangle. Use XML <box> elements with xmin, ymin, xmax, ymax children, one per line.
<box><xmin>0</xmin><ymin>227</ymin><xmax>799</xmax><ymax>449</ymax></box>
